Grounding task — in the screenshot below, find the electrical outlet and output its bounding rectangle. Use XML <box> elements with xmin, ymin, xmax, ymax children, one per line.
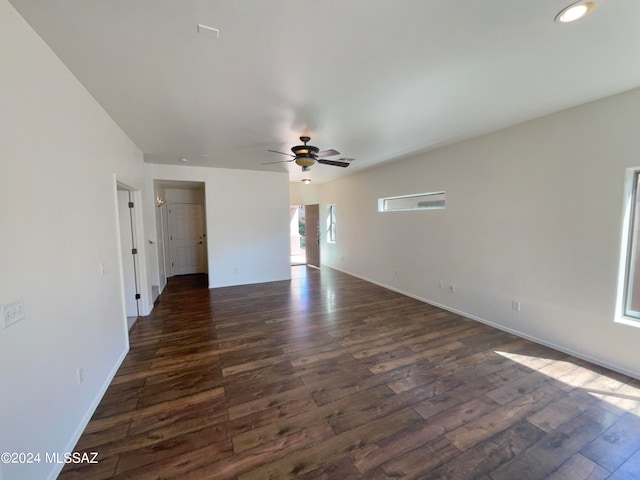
<box><xmin>512</xmin><ymin>300</ymin><xmax>521</xmax><ymax>312</ymax></box>
<box><xmin>77</xmin><ymin>366</ymin><xmax>85</xmax><ymax>385</ymax></box>
<box><xmin>439</xmin><ymin>280</ymin><xmax>444</xmax><ymax>289</ymax></box>
<box><xmin>233</xmin><ymin>267</ymin><xmax>239</xmax><ymax>274</ymax></box>
<box><xmin>2</xmin><ymin>299</ymin><xmax>25</xmax><ymax>328</ymax></box>
<box><xmin>448</xmin><ymin>284</ymin><xmax>455</xmax><ymax>293</ymax></box>
<box><xmin>394</xmin><ymin>270</ymin><xmax>399</xmax><ymax>277</ymax></box>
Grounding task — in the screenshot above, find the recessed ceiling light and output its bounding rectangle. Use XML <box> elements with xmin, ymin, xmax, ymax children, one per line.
<box><xmin>180</xmin><ymin>158</ymin><xmax>188</xmax><ymax>162</ymax></box>
<box><xmin>301</xmin><ymin>178</ymin><xmax>311</xmax><ymax>185</ymax></box>
<box><xmin>555</xmin><ymin>1</ymin><xmax>595</xmax><ymax>23</ymax></box>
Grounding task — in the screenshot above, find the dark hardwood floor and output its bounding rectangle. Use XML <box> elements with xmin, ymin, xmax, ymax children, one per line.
<box><xmin>59</xmin><ymin>267</ymin><xmax>640</xmax><ymax>479</ymax></box>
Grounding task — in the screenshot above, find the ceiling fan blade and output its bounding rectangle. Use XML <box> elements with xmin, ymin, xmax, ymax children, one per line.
<box><xmin>317</xmin><ymin>159</ymin><xmax>350</xmax><ymax>168</ymax></box>
<box><xmin>267</xmin><ymin>149</ymin><xmax>295</xmax><ymax>157</ymax></box>
<box><xmin>316</xmin><ymin>148</ymin><xmax>340</xmax><ymax>157</ymax></box>
<box><xmin>261</xmin><ymin>158</ymin><xmax>296</xmax><ymax>165</ymax></box>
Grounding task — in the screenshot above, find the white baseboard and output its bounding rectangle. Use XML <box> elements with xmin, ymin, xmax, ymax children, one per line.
<box><xmin>327</xmin><ymin>265</ymin><xmax>640</xmax><ymax>381</ymax></box>
<box><xmin>47</xmin><ymin>345</ymin><xmax>129</xmax><ymax>480</ymax></box>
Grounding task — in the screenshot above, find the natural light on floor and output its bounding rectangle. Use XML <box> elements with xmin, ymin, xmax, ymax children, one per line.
<box><xmin>494</xmin><ymin>350</ymin><xmax>640</xmax><ymax>415</ymax></box>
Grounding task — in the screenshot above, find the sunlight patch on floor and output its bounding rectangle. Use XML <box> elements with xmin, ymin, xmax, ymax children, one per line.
<box><xmin>494</xmin><ymin>350</ymin><xmax>640</xmax><ymax>415</ymax></box>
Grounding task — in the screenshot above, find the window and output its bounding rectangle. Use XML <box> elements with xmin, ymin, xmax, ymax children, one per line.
<box><xmin>622</xmin><ymin>172</ymin><xmax>640</xmax><ymax>320</ymax></box>
<box><xmin>378</xmin><ymin>191</ymin><xmax>445</xmax><ymax>212</ymax></box>
<box><xmin>327</xmin><ymin>204</ymin><xmax>336</xmax><ymax>243</ymax></box>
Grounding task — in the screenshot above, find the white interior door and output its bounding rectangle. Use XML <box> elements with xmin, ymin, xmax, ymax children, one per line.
<box><xmin>169</xmin><ymin>203</ymin><xmax>205</xmax><ymax>275</ymax></box>
<box><xmin>117</xmin><ymin>189</ymin><xmax>139</xmax><ymax>317</ymax></box>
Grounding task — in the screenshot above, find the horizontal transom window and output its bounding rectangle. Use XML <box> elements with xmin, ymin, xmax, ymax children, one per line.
<box><xmin>378</xmin><ymin>191</ymin><xmax>445</xmax><ymax>212</ymax></box>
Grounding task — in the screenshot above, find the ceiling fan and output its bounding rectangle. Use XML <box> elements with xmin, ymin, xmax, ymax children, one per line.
<box><xmin>263</xmin><ymin>136</ymin><xmax>352</xmax><ymax>171</ymax></box>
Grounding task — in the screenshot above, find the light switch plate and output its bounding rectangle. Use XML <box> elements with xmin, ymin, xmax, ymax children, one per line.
<box><xmin>2</xmin><ymin>299</ymin><xmax>25</xmax><ymax>328</ymax></box>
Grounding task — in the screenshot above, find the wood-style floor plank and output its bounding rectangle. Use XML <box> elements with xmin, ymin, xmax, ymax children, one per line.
<box><xmin>59</xmin><ymin>267</ymin><xmax>640</xmax><ymax>479</ymax></box>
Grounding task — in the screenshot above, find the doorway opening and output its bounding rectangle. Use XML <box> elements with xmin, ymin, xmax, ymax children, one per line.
<box><xmin>290</xmin><ymin>205</ymin><xmax>306</xmax><ymax>265</ymax></box>
<box><xmin>153</xmin><ymin>181</ymin><xmax>208</xmax><ymax>291</ymax></box>
<box><xmin>290</xmin><ymin>204</ymin><xmax>320</xmax><ymax>268</ymax></box>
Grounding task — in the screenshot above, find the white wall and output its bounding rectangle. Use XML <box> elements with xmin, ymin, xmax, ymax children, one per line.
<box><xmin>165</xmin><ymin>188</ymin><xmax>205</xmax><ymax>204</ymax></box>
<box><xmin>319</xmin><ymin>87</ymin><xmax>640</xmax><ymax>379</ymax></box>
<box><xmin>146</xmin><ymin>164</ymin><xmax>291</xmax><ymax>288</ymax></box>
<box><xmin>0</xmin><ymin>2</ymin><xmax>145</xmax><ymax>479</ymax></box>
<box><xmin>290</xmin><ymin>182</ymin><xmax>320</xmax><ymax>206</ymax></box>
<box><xmin>143</xmin><ymin>173</ymin><xmax>162</xmax><ymax>292</ymax></box>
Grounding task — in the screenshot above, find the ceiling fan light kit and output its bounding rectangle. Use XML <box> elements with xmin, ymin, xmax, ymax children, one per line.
<box><xmin>294</xmin><ymin>154</ymin><xmax>316</xmax><ymax>167</ymax></box>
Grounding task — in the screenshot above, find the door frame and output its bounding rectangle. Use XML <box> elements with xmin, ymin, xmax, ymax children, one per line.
<box><xmin>153</xmin><ymin>181</ymin><xmax>208</xmax><ymax>281</ymax></box>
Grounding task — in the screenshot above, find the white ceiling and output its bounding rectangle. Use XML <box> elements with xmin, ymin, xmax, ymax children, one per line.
<box><xmin>10</xmin><ymin>0</ymin><xmax>640</xmax><ymax>183</ymax></box>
